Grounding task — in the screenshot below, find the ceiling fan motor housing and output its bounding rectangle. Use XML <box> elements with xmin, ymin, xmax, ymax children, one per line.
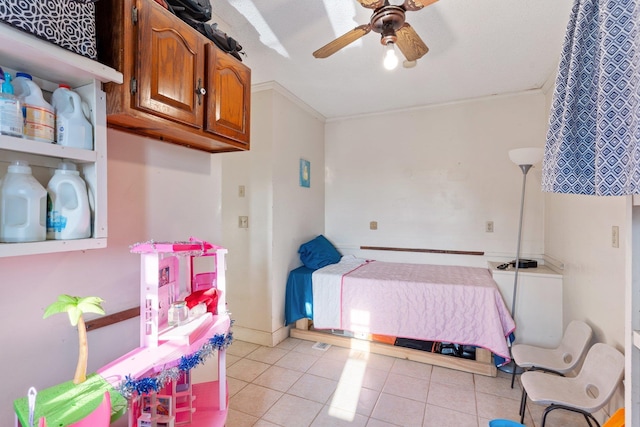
<box><xmin>312</xmin><ymin>0</ymin><xmax>431</xmax><ymax>61</ymax></box>
<box><xmin>371</xmin><ymin>6</ymin><xmax>405</xmax><ymax>45</ymax></box>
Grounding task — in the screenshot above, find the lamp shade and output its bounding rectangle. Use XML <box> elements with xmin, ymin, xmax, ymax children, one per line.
<box><xmin>509</xmin><ymin>147</ymin><xmax>544</xmax><ymax>166</ymax></box>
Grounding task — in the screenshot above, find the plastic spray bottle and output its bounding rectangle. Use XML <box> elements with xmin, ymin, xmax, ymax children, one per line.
<box><xmin>0</xmin><ymin>68</ymin><xmax>23</xmax><ymax>137</ymax></box>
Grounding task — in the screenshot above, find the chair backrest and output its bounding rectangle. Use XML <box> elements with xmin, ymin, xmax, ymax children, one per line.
<box><xmin>575</xmin><ymin>343</ymin><xmax>624</xmax><ymax>412</ymax></box>
<box><xmin>557</xmin><ymin>320</ymin><xmax>593</xmax><ymax>369</ymax></box>
<box><xmin>68</xmin><ymin>391</ymin><xmax>111</xmax><ymax>427</ymax></box>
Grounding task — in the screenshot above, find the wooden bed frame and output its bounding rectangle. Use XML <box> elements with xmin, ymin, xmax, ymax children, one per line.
<box><xmin>290</xmin><ymin>318</ymin><xmax>498</xmax><ymax>377</ymax></box>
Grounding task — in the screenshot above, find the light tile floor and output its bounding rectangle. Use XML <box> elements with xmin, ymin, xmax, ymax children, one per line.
<box><xmin>222</xmin><ymin>338</ymin><xmax>589</xmax><ymax>427</ymax></box>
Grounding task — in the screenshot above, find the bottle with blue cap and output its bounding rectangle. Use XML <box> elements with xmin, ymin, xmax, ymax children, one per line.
<box><xmin>46</xmin><ymin>160</ymin><xmax>91</xmax><ymax>240</ymax></box>
<box><xmin>0</xmin><ymin>68</ymin><xmax>23</xmax><ymax>138</ymax></box>
<box><xmin>13</xmin><ymin>72</ymin><xmax>55</xmax><ymax>143</ymax></box>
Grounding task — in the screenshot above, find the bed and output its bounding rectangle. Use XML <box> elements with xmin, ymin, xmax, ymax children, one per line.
<box><xmin>285</xmin><ymin>236</ymin><xmax>516</xmax><ymax>377</ymax></box>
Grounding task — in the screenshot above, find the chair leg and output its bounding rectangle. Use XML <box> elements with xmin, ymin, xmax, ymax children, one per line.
<box><xmin>541</xmin><ymin>404</ymin><xmax>601</xmax><ymax>427</ymax></box>
<box><xmin>520</xmin><ymin>390</ymin><xmax>527</xmax><ymax>424</ymax></box>
<box><xmin>519</xmin><ymin>389</ymin><xmax>526</xmax><ymax>417</ymax></box>
<box><xmin>511</xmin><ymin>364</ymin><xmax>517</xmax><ymax>388</ymax></box>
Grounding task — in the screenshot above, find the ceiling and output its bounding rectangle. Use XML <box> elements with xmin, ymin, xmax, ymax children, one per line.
<box><xmin>210</xmin><ymin>0</ymin><xmax>574</xmax><ymax>119</ymax></box>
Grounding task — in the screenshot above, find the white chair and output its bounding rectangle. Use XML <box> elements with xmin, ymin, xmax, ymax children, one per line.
<box><xmin>512</xmin><ymin>320</ymin><xmax>593</xmax><ymax>384</ymax></box>
<box><xmin>511</xmin><ymin>319</ymin><xmax>593</xmax><ymax>419</ymax></box>
<box><xmin>519</xmin><ymin>343</ymin><xmax>624</xmax><ymax>426</ymax></box>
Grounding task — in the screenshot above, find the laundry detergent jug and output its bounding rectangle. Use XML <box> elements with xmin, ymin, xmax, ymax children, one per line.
<box><xmin>51</xmin><ymin>85</ymin><xmax>93</xmax><ymax>150</ymax></box>
<box><xmin>46</xmin><ymin>161</ymin><xmax>91</xmax><ymax>240</ymax></box>
<box><xmin>13</xmin><ymin>73</ymin><xmax>55</xmax><ymax>143</ymax></box>
<box><xmin>0</xmin><ymin>160</ymin><xmax>47</xmax><ymax>243</ymax></box>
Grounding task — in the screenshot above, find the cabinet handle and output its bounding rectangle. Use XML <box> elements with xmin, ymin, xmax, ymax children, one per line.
<box><xmin>195</xmin><ymin>78</ymin><xmax>206</xmax><ymax>105</ymax></box>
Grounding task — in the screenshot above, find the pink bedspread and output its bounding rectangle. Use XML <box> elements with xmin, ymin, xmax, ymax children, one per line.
<box><xmin>338</xmin><ymin>261</ymin><xmax>515</xmax><ymax>360</ymax></box>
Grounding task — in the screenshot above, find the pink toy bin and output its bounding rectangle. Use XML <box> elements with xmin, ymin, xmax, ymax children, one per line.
<box><xmin>193</xmin><ymin>272</ymin><xmax>217</xmax><ymax>292</ymax></box>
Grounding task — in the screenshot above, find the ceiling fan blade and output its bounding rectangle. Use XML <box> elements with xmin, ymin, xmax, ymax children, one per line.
<box><xmin>395</xmin><ymin>23</ymin><xmax>429</xmax><ymax>61</ymax></box>
<box><xmin>313</xmin><ymin>25</ymin><xmax>371</xmax><ymax>58</ymax></box>
<box><xmin>402</xmin><ymin>0</ymin><xmax>438</xmax><ymax>11</ymax></box>
<box><xmin>356</xmin><ymin>0</ymin><xmax>386</xmax><ymax>9</ymax></box>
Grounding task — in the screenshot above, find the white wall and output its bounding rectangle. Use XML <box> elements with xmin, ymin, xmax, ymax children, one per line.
<box><xmin>324</xmin><ymin>88</ymin><xmax>627</xmax><ymax>417</ymax></box>
<box><xmin>541</xmin><ymin>86</ymin><xmax>627</xmax><ymax>349</ymax></box>
<box><xmin>221</xmin><ymin>83</ymin><xmax>325</xmax><ymax>345</ymax></box>
<box><xmin>543</xmin><ymin>193</ymin><xmax>626</xmax><ymax>345</ymax></box>
<box><xmin>541</xmin><ymin>86</ymin><xmax>626</xmax><ymax>348</ymax></box>
<box><xmin>324</xmin><ymin>85</ymin><xmax>626</xmax><ymax>347</ymax></box>
<box><xmin>540</xmin><ymin>77</ymin><xmax>627</xmax><ymax>420</ymax></box>
<box><xmin>325</xmin><ymin>92</ymin><xmax>548</xmax><ymax>267</ymax></box>
<box><xmin>0</xmin><ymin>130</ymin><xmax>223</xmax><ymax>422</ymax></box>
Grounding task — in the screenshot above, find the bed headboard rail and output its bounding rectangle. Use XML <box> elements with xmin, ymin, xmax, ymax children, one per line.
<box><xmin>360</xmin><ymin>246</ymin><xmax>484</xmax><ymax>256</ymax></box>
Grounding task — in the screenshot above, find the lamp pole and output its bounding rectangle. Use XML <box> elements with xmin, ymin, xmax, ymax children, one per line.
<box><xmin>502</xmin><ymin>147</ymin><xmax>543</xmax><ymax>383</ymax></box>
<box><xmin>510</xmin><ymin>164</ymin><xmax>533</xmax><ymax>319</ymax></box>
<box><xmin>500</xmin><ymin>164</ymin><xmax>532</xmax><ymax>379</ymax></box>
<box><xmin>499</xmin><ymin>147</ymin><xmax>544</xmax><ymax>382</ymax></box>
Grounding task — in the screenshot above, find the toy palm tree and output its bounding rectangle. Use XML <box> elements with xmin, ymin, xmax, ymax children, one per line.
<box><xmin>43</xmin><ymin>295</ymin><xmax>105</xmax><ymax>385</ymax></box>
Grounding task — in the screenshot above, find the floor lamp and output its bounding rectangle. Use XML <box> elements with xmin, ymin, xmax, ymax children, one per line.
<box><xmin>499</xmin><ymin>147</ymin><xmax>544</xmax><ymax>378</ymax></box>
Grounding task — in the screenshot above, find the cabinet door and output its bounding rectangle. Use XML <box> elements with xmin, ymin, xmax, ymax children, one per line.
<box><xmin>136</xmin><ymin>0</ymin><xmax>204</xmax><ymax>128</ymax></box>
<box><xmin>205</xmin><ymin>44</ymin><xmax>251</xmax><ymax>145</ymax></box>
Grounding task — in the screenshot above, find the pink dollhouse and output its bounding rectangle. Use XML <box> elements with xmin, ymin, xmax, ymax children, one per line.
<box><xmin>14</xmin><ymin>238</ymin><xmax>231</xmax><ymax>426</ymax></box>
<box><xmin>97</xmin><ymin>237</ymin><xmax>232</xmax><ymax>427</ymax></box>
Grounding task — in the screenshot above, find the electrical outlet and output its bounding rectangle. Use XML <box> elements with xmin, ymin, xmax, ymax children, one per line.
<box><xmin>486</xmin><ymin>221</ymin><xmax>494</xmax><ymax>233</ymax></box>
<box><xmin>612</xmin><ymin>225</ymin><xmax>619</xmax><ymax>248</ymax></box>
<box><xmin>239</xmin><ymin>216</ymin><xmax>248</xmax><ymax>228</ymax></box>
<box><xmin>239</xmin><ymin>185</ymin><xmax>245</xmax><ymax>197</ymax></box>
<box><xmin>370</xmin><ymin>221</ymin><xmax>378</xmax><ymax>230</ymax></box>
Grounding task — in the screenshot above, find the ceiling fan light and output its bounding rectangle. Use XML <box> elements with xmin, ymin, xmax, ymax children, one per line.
<box><xmin>383</xmin><ymin>42</ymin><xmax>399</xmax><ymax>70</ymax></box>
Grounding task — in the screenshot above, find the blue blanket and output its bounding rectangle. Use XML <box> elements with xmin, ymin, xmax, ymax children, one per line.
<box><xmin>284</xmin><ymin>266</ymin><xmax>316</xmax><ymax>325</ymax></box>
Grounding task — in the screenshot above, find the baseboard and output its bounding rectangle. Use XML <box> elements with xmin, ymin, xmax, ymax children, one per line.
<box><xmin>231</xmin><ymin>324</ymin><xmax>291</xmax><ymax>347</ymax></box>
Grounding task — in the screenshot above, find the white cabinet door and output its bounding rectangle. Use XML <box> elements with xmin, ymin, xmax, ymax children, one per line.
<box><xmin>490</xmin><ymin>262</ymin><xmax>563</xmax><ymax>347</ymax></box>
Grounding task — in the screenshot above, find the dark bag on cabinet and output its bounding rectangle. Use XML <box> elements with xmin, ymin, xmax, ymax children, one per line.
<box><xmin>179</xmin><ymin>16</ymin><xmax>244</xmax><ymax>61</ymax></box>
<box><xmin>165</xmin><ymin>0</ymin><xmax>212</xmax><ymax>22</ymax></box>
<box><xmin>203</xmin><ymin>22</ymin><xmax>244</xmax><ymax>61</ymax></box>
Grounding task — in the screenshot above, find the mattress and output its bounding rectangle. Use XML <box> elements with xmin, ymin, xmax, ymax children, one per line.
<box><xmin>285</xmin><ymin>256</ymin><xmax>516</xmax><ymax>360</ymax></box>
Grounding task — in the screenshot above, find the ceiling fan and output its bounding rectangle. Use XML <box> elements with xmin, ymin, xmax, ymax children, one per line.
<box><xmin>313</xmin><ymin>0</ymin><xmax>437</xmax><ymax>68</ymax></box>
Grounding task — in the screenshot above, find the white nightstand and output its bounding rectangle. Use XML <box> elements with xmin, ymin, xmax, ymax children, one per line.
<box><xmin>489</xmin><ymin>262</ymin><xmax>563</xmax><ymax>348</ymax></box>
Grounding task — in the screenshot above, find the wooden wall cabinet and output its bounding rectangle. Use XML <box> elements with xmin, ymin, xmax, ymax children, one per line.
<box><xmin>96</xmin><ymin>0</ymin><xmax>251</xmax><ymax>153</ymax></box>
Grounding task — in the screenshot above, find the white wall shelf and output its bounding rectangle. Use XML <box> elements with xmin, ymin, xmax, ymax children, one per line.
<box><xmin>0</xmin><ymin>134</ymin><xmax>97</xmax><ymax>164</ymax></box>
<box><xmin>0</xmin><ymin>22</ymin><xmax>123</xmax><ymax>87</ymax></box>
<box><xmin>0</xmin><ymin>23</ymin><xmax>122</xmax><ymax>258</ymax></box>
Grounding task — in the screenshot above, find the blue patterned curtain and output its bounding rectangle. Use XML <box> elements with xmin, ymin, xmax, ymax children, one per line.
<box><xmin>542</xmin><ymin>0</ymin><xmax>640</xmax><ymax>196</ymax></box>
